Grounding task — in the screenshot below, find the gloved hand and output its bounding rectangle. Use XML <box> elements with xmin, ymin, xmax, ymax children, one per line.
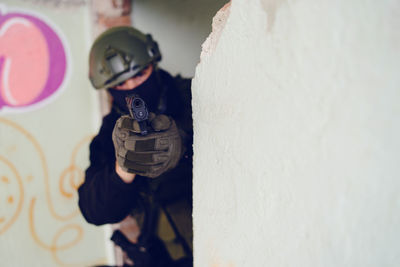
<box><xmin>112</xmin><ymin>113</ymin><xmax>182</xmax><ymax>178</ymax></box>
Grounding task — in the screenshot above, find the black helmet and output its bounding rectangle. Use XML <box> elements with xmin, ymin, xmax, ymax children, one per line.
<box><xmin>89</xmin><ymin>26</ymin><xmax>161</xmax><ymax>89</ymax></box>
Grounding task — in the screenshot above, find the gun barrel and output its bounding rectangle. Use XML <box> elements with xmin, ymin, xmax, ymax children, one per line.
<box><xmin>126</xmin><ymin>94</ymin><xmax>149</xmax><ymax>135</ymax></box>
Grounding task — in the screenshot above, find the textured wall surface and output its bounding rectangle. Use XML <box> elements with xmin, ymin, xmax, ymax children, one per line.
<box><xmin>193</xmin><ymin>0</ymin><xmax>400</xmax><ymax>266</ymax></box>
<box><xmin>0</xmin><ymin>1</ymin><xmax>107</xmax><ymax>266</ymax></box>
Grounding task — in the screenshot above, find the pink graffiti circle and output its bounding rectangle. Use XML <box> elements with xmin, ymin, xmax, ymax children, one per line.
<box><xmin>0</xmin><ymin>7</ymin><xmax>68</xmax><ymax>112</ymax></box>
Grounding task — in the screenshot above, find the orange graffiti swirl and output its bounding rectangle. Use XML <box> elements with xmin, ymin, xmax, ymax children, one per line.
<box><xmin>1</xmin><ymin>117</ymin><xmax>105</xmax><ymax>265</ymax></box>
<box><xmin>0</xmin><ymin>117</ymin><xmax>90</xmax><ymax>221</ymax></box>
<box><xmin>59</xmin><ymin>135</ymin><xmax>93</xmax><ymax>199</ymax></box>
<box><xmin>51</xmin><ymin>226</ymin><xmax>107</xmax><ymax>266</ymax></box>
<box><xmin>0</xmin><ymin>155</ymin><xmax>24</xmax><ymax>235</ymax></box>
<box><xmin>29</xmin><ymin>197</ymin><xmax>106</xmax><ymax>266</ymax></box>
<box><xmin>28</xmin><ymin>197</ymin><xmax>83</xmax><ymax>251</ymax></box>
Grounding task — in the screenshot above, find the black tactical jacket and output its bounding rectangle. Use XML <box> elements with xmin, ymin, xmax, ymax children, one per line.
<box><xmin>78</xmin><ymin>70</ymin><xmax>193</xmax><ymax>248</ymax></box>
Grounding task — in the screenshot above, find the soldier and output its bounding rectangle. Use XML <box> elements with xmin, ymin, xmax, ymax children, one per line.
<box><xmin>78</xmin><ymin>26</ymin><xmax>193</xmax><ymax>267</ymax></box>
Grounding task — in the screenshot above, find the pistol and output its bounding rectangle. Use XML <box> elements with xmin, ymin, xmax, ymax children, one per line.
<box><xmin>125</xmin><ymin>94</ymin><xmax>149</xmax><ymax>135</ymax></box>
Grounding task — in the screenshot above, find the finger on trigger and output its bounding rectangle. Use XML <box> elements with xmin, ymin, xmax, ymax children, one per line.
<box><xmin>131</xmin><ymin>120</ymin><xmax>141</xmax><ymax>133</ymax></box>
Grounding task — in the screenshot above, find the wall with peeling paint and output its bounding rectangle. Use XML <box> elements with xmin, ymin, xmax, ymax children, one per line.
<box><xmin>193</xmin><ymin>0</ymin><xmax>400</xmax><ymax>266</ymax></box>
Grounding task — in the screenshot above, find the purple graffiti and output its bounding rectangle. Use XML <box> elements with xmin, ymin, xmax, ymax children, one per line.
<box><xmin>0</xmin><ymin>8</ymin><xmax>67</xmax><ymax>112</ymax></box>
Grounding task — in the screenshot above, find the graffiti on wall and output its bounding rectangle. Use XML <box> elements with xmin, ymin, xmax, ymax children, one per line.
<box><xmin>0</xmin><ymin>5</ymin><xmax>105</xmax><ymax>266</ymax></box>
<box><xmin>0</xmin><ymin>117</ymin><xmax>106</xmax><ymax>266</ymax></box>
<box><xmin>0</xmin><ymin>5</ymin><xmax>68</xmax><ymax>113</ymax></box>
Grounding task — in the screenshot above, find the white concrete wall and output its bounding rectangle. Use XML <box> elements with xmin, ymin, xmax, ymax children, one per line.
<box><xmin>131</xmin><ymin>0</ymin><xmax>227</xmax><ymax>77</ymax></box>
<box><xmin>193</xmin><ymin>0</ymin><xmax>400</xmax><ymax>266</ymax></box>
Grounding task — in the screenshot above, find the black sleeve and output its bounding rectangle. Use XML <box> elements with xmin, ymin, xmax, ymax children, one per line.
<box><xmin>78</xmin><ymin>113</ymin><xmax>140</xmax><ymax>226</ymax></box>
<box><xmin>174</xmin><ymin>76</ymin><xmax>193</xmax><ymax>158</ymax></box>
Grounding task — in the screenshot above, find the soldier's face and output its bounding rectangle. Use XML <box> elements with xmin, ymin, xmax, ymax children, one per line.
<box><xmin>113</xmin><ymin>64</ymin><xmax>154</xmax><ymax>90</ymax></box>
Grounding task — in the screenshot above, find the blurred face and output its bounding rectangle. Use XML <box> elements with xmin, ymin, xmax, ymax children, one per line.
<box><xmin>113</xmin><ymin>64</ymin><xmax>154</xmax><ymax>90</ymax></box>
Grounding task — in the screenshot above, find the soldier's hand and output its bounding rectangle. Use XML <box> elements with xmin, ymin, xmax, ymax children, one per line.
<box><xmin>112</xmin><ymin>113</ymin><xmax>182</xmax><ymax>178</ymax></box>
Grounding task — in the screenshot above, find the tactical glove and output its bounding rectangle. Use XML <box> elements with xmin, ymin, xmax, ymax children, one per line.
<box><xmin>112</xmin><ymin>113</ymin><xmax>182</xmax><ymax>178</ymax></box>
